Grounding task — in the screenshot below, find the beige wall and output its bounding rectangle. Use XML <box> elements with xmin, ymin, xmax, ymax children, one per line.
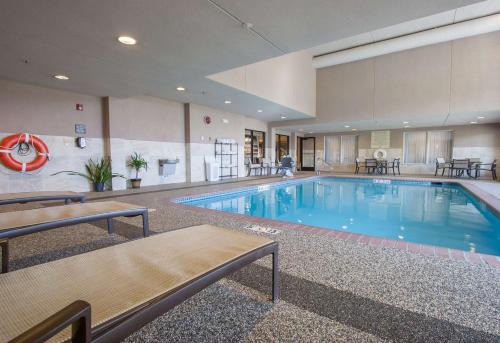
<box><xmin>0</xmin><ymin>79</ymin><xmax>104</xmax><ymax>138</ymax></box>
<box><xmin>108</xmin><ymin>96</ymin><xmax>184</xmax><ymax>142</ymax></box>
<box><xmin>272</xmin><ymin>31</ymin><xmax>500</xmax><ymax>129</ymax></box>
<box><xmin>208</xmin><ymin>50</ymin><xmax>316</xmax><ymax>117</ymax></box>
<box><xmin>306</xmin><ymin>123</ymin><xmax>500</xmax><ymax>175</ymax></box>
<box><xmin>310</xmin><ymin>124</ymin><xmax>500</xmax><ymax>150</ymax></box>
<box><xmin>0</xmin><ymin>79</ymin><xmax>106</xmax><ymax>192</ymax></box>
<box><xmin>106</xmin><ymin>96</ymin><xmax>186</xmax><ymax>190</ymax></box>
<box><xmin>187</xmin><ymin>103</ymin><xmax>268</xmax><ymax>181</ymax></box>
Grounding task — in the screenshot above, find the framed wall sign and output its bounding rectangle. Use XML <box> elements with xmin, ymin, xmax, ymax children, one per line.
<box><xmin>371</xmin><ymin>130</ymin><xmax>390</xmax><ymax>148</ymax></box>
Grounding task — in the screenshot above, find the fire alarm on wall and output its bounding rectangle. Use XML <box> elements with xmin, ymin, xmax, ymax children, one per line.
<box><xmin>76</xmin><ymin>104</ymin><xmax>83</xmax><ymax>111</ymax></box>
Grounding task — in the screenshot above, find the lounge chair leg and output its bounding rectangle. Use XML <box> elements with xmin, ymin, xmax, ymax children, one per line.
<box><xmin>64</xmin><ymin>198</ymin><xmax>70</xmax><ymax>205</ymax></box>
<box><xmin>107</xmin><ymin>218</ymin><xmax>113</xmax><ymax>234</ymax></box>
<box><xmin>0</xmin><ymin>239</ymin><xmax>8</xmax><ymax>274</ymax></box>
<box><xmin>142</xmin><ymin>212</ymin><xmax>150</xmax><ymax>237</ymax></box>
<box><xmin>272</xmin><ymin>249</ymin><xmax>280</xmax><ymax>303</ymax></box>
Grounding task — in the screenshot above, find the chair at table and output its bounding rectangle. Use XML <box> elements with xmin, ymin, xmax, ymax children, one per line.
<box><xmin>245</xmin><ymin>158</ymin><xmax>263</xmax><ymax>176</ymax></box>
<box><xmin>449</xmin><ymin>159</ymin><xmax>470</xmax><ymax>178</ymax></box>
<box><xmin>365</xmin><ymin>159</ymin><xmax>378</xmax><ymax>174</ymax></box>
<box><xmin>473</xmin><ymin>160</ymin><xmax>497</xmax><ymax>180</ymax></box>
<box><xmin>387</xmin><ymin>158</ymin><xmax>401</xmax><ymax>175</ymax></box>
<box><xmin>435</xmin><ymin>157</ymin><xmax>450</xmax><ymax>176</ymax></box>
<box><xmin>355</xmin><ymin>158</ymin><xmax>363</xmax><ymax>174</ymax></box>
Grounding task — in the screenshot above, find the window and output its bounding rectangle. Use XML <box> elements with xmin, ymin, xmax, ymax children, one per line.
<box><xmin>340</xmin><ymin>135</ymin><xmax>357</xmax><ymax>164</ymax></box>
<box><xmin>403</xmin><ymin>131</ymin><xmax>427</xmax><ymax>163</ymax></box>
<box><xmin>403</xmin><ymin>130</ymin><xmax>452</xmax><ymax>164</ymax></box>
<box><xmin>245</xmin><ymin>129</ymin><xmax>266</xmax><ymax>163</ymax></box>
<box><xmin>426</xmin><ymin>131</ymin><xmax>452</xmax><ymax>164</ymax></box>
<box><xmin>275</xmin><ymin>134</ymin><xmax>289</xmax><ymax>162</ymax></box>
<box><xmin>324</xmin><ymin>135</ymin><xmax>357</xmax><ymax>164</ymax></box>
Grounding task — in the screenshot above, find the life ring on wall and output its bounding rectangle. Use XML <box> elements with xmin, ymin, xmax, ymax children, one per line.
<box><xmin>0</xmin><ymin>133</ymin><xmax>49</xmax><ymax>172</ymax></box>
<box><xmin>373</xmin><ymin>149</ymin><xmax>387</xmax><ymax>159</ymax></box>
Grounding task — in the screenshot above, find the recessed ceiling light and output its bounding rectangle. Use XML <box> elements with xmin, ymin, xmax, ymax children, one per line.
<box><xmin>224</xmin><ymin>100</ymin><xmax>231</xmax><ymax>104</ymax></box>
<box><xmin>470</xmin><ymin>121</ymin><xmax>477</xmax><ymax>124</ymax></box>
<box><xmin>352</xmin><ymin>128</ymin><xmax>357</xmax><ymax>131</ymax></box>
<box><xmin>403</xmin><ymin>121</ymin><xmax>409</xmax><ymax>124</ymax></box>
<box><xmin>54</xmin><ymin>74</ymin><xmax>69</xmax><ymax>80</ymax></box>
<box><xmin>257</xmin><ymin>109</ymin><xmax>263</xmax><ymax>113</ymax></box>
<box><xmin>308</xmin><ymin>131</ymin><xmax>313</xmax><ymax>134</ymax></box>
<box><xmin>176</xmin><ymin>86</ymin><xmax>186</xmax><ymax>91</ymax></box>
<box><xmin>477</xmin><ymin>116</ymin><xmax>484</xmax><ymax>119</ymax></box>
<box><xmin>118</xmin><ymin>36</ymin><xmax>137</xmax><ymax>45</ymax></box>
<box><xmin>404</xmin><ymin>125</ymin><xmax>410</xmax><ymax>128</ymax></box>
<box><xmin>280</xmin><ymin>116</ymin><xmax>287</xmax><ymax>119</ymax></box>
<box><xmin>344</xmin><ymin>125</ymin><xmax>350</xmax><ymax>128</ymax></box>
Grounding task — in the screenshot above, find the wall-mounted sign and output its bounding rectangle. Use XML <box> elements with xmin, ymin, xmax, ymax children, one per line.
<box><xmin>75</xmin><ymin>123</ymin><xmax>86</xmax><ymax>134</ymax></box>
<box><xmin>371</xmin><ymin>130</ymin><xmax>390</xmax><ymax>148</ymax></box>
<box><xmin>76</xmin><ymin>104</ymin><xmax>83</xmax><ymax>111</ymax></box>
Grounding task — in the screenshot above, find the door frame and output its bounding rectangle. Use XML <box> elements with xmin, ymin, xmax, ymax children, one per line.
<box><xmin>299</xmin><ymin>137</ymin><xmax>315</xmax><ymax>171</ymax></box>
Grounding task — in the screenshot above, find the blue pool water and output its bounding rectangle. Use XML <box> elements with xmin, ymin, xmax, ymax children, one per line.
<box><xmin>179</xmin><ymin>178</ymin><xmax>500</xmax><ymax>255</ymax></box>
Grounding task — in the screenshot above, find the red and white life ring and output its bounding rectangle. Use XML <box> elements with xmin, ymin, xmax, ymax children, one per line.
<box><xmin>0</xmin><ymin>133</ymin><xmax>49</xmax><ymax>172</ymax></box>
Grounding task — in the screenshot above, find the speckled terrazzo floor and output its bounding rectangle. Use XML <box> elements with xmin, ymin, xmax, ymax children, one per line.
<box><xmin>2</xmin><ymin>176</ymin><xmax>499</xmax><ymax>343</ymax></box>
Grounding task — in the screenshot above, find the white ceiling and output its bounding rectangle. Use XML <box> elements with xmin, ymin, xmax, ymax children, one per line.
<box><xmin>0</xmin><ymin>0</ymin><xmax>481</xmax><ymax>121</ymax></box>
<box><xmin>310</xmin><ymin>0</ymin><xmax>500</xmax><ymax>56</ymax></box>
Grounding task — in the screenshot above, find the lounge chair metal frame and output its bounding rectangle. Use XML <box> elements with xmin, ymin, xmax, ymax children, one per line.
<box><xmin>11</xmin><ymin>241</ymin><xmax>279</xmax><ymax>343</ymax></box>
<box><xmin>0</xmin><ymin>193</ymin><xmax>85</xmax><ymax>205</ymax></box>
<box><xmin>0</xmin><ymin>207</ymin><xmax>149</xmax><ymax>273</ymax></box>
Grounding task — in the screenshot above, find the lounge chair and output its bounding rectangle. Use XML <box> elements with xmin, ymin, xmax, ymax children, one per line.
<box><xmin>0</xmin><ymin>201</ymin><xmax>149</xmax><ymax>273</ymax></box>
<box><xmin>0</xmin><ymin>225</ymin><xmax>279</xmax><ymax>342</ymax></box>
<box><xmin>0</xmin><ymin>191</ymin><xmax>85</xmax><ymax>205</ymax></box>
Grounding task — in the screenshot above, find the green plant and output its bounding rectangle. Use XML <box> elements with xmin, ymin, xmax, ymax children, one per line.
<box><xmin>53</xmin><ymin>157</ymin><xmax>124</xmax><ymax>186</ymax></box>
<box><xmin>127</xmin><ymin>152</ymin><xmax>149</xmax><ymax>179</ymax></box>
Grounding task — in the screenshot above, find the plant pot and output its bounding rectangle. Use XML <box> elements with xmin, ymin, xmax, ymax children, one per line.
<box><xmin>94</xmin><ymin>182</ymin><xmax>105</xmax><ymax>192</ymax></box>
<box><xmin>131</xmin><ymin>178</ymin><xmax>142</xmax><ymax>189</ymax></box>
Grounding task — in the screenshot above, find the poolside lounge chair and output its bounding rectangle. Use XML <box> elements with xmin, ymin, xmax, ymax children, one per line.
<box><xmin>0</xmin><ymin>225</ymin><xmax>279</xmax><ymax>342</ymax></box>
<box><xmin>435</xmin><ymin>157</ymin><xmax>450</xmax><ymax>176</ymax></box>
<box><xmin>0</xmin><ymin>201</ymin><xmax>149</xmax><ymax>273</ymax></box>
<box><xmin>0</xmin><ymin>191</ymin><xmax>85</xmax><ymax>205</ymax></box>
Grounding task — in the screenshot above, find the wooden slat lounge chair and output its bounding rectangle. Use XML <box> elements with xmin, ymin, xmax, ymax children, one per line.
<box><xmin>0</xmin><ymin>191</ymin><xmax>85</xmax><ymax>205</ymax></box>
<box><xmin>0</xmin><ymin>225</ymin><xmax>279</xmax><ymax>343</ymax></box>
<box><xmin>0</xmin><ymin>201</ymin><xmax>149</xmax><ymax>273</ymax></box>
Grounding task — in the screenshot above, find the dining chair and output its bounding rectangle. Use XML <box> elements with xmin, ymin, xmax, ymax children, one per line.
<box><xmin>365</xmin><ymin>159</ymin><xmax>377</xmax><ymax>174</ymax></box>
<box><xmin>435</xmin><ymin>157</ymin><xmax>450</xmax><ymax>176</ymax></box>
<box><xmin>449</xmin><ymin>159</ymin><xmax>470</xmax><ymax>178</ymax></box>
<box><xmin>474</xmin><ymin>160</ymin><xmax>497</xmax><ymax>180</ymax></box>
<box><xmin>387</xmin><ymin>158</ymin><xmax>401</xmax><ymax>175</ymax></box>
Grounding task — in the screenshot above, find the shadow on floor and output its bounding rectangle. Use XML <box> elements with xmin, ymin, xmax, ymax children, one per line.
<box><xmin>229</xmin><ymin>263</ymin><xmax>499</xmax><ymax>343</ymax></box>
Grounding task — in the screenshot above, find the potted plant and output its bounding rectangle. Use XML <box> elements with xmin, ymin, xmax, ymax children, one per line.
<box><xmin>53</xmin><ymin>157</ymin><xmax>124</xmax><ymax>192</ymax></box>
<box><xmin>127</xmin><ymin>152</ymin><xmax>149</xmax><ymax>189</ymax></box>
